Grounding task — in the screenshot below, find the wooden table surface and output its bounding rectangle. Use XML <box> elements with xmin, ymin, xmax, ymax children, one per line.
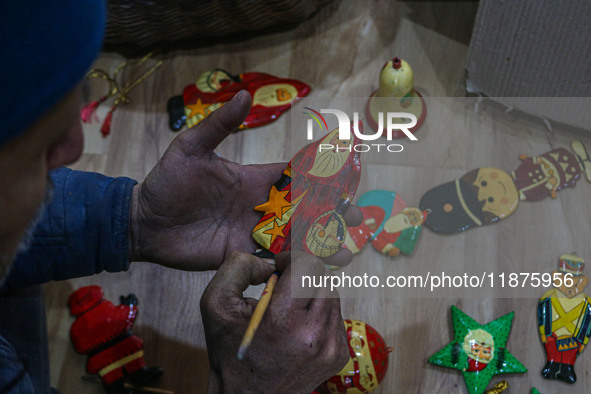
<box><xmin>44</xmin><ymin>2</ymin><xmax>591</xmax><ymax>393</ymax></box>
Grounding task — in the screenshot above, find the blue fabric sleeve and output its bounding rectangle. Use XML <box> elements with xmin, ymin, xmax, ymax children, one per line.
<box><xmin>0</xmin><ymin>334</ymin><xmax>36</xmax><ymax>394</ymax></box>
<box><xmin>1</xmin><ymin>167</ymin><xmax>137</xmax><ymax>290</ymax></box>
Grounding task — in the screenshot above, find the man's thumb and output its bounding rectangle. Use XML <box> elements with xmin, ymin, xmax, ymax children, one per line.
<box><xmin>180</xmin><ymin>90</ymin><xmax>251</xmax><ymax>154</ymax></box>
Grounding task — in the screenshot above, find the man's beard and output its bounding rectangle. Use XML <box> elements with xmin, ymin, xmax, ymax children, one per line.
<box><xmin>0</xmin><ymin>180</ymin><xmax>54</xmax><ymax>287</ymax></box>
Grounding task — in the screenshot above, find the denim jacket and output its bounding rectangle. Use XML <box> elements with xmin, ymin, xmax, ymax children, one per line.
<box><xmin>0</xmin><ymin>167</ymin><xmax>136</xmax><ymax>393</ymax></box>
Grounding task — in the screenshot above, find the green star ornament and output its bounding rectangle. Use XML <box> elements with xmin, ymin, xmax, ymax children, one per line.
<box><xmin>531</xmin><ymin>388</ymin><xmax>540</xmax><ymax>394</ymax></box>
<box><xmin>429</xmin><ymin>306</ymin><xmax>527</xmax><ymax>394</ymax></box>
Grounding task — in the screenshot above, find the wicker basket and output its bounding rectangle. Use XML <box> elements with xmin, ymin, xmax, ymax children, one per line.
<box><xmin>105</xmin><ymin>0</ymin><xmax>328</xmax><ymax>47</ymax></box>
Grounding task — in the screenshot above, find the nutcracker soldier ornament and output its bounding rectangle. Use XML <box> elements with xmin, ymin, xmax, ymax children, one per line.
<box><xmin>252</xmin><ymin>123</ymin><xmax>362</xmax><ymax>258</ymax></box>
<box><xmin>512</xmin><ymin>146</ymin><xmax>584</xmax><ymax>201</ymax></box>
<box><xmin>167</xmin><ymin>68</ymin><xmax>310</xmax><ymax>131</ymax></box>
<box><xmin>322</xmin><ymin>319</ymin><xmax>392</xmax><ymax>394</ymax></box>
<box><xmin>420</xmin><ymin>167</ymin><xmax>520</xmax><ymax>234</ymax></box>
<box><xmin>420</xmin><ymin>140</ymin><xmax>591</xmax><ymax>234</ymax></box>
<box><xmin>538</xmin><ymin>254</ymin><xmax>591</xmax><ymax>384</ymax></box>
<box><xmin>68</xmin><ymin>286</ymin><xmax>162</xmax><ymax>394</ymax></box>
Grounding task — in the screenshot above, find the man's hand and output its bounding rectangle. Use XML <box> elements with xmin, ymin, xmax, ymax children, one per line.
<box><xmin>128</xmin><ymin>90</ymin><xmax>361</xmax><ymax>270</ymax></box>
<box><xmin>129</xmin><ymin>91</ymin><xmax>285</xmax><ymax>270</ymax></box>
<box><xmin>200</xmin><ymin>251</ymin><xmax>349</xmax><ymax>394</ymax></box>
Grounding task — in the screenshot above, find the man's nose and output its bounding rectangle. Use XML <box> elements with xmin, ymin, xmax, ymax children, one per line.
<box><xmin>47</xmin><ymin>119</ymin><xmax>84</xmax><ymax>170</ymax></box>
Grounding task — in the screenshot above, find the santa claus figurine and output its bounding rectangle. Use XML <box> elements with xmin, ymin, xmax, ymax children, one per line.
<box><xmin>68</xmin><ymin>286</ymin><xmax>162</xmax><ymax>394</ymax></box>
<box><xmin>343</xmin><ymin>205</ymin><xmax>385</xmax><ymax>254</ymax></box>
<box><xmin>344</xmin><ymin>190</ymin><xmax>425</xmax><ymax>257</ymax></box>
<box><xmin>372</xmin><ymin>206</ymin><xmax>425</xmax><ymax>257</ymax></box>
<box><xmin>463</xmin><ymin>329</ymin><xmax>495</xmax><ymax>372</ymax></box>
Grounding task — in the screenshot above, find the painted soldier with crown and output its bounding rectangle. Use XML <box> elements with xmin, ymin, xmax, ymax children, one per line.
<box><xmin>513</xmin><ymin>147</ymin><xmax>582</xmax><ymax>201</ymax></box>
<box><xmin>538</xmin><ymin>254</ymin><xmax>591</xmax><ymax>384</ymax></box>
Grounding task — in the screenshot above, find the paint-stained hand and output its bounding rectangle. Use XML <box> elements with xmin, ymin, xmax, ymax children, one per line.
<box><xmin>128</xmin><ymin>91</ymin><xmax>285</xmax><ymax>270</ymax></box>
<box><xmin>128</xmin><ymin>90</ymin><xmax>361</xmax><ymax>271</ymax></box>
<box><xmin>200</xmin><ymin>251</ymin><xmax>349</xmax><ymax>394</ymax></box>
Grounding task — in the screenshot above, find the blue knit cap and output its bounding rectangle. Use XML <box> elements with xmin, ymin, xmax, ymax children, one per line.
<box><xmin>0</xmin><ymin>0</ymin><xmax>106</xmax><ymax>147</ymax></box>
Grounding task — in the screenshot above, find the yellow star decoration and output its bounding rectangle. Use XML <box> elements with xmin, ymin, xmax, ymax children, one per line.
<box><xmin>263</xmin><ymin>220</ymin><xmax>287</xmax><ymax>244</ymax></box>
<box><xmin>186</xmin><ymin>98</ymin><xmax>210</xmax><ymax>119</ymax></box>
<box><xmin>254</xmin><ymin>186</ymin><xmax>291</xmax><ymax>219</ymax></box>
<box><xmin>252</xmin><ymin>189</ymin><xmax>307</xmax><ymax>249</ymax></box>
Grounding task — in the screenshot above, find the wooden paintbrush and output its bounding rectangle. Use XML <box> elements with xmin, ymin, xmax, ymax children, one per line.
<box><xmin>236</xmin><ymin>271</ymin><xmax>279</xmax><ymax>360</ymax></box>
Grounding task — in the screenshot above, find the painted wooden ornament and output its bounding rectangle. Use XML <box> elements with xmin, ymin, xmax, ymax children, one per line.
<box><xmin>420</xmin><ymin>167</ymin><xmax>519</xmax><ymax>234</ymax></box>
<box><xmin>429</xmin><ymin>306</ymin><xmax>526</xmax><ymax>394</ymax></box>
<box><xmin>365</xmin><ymin>57</ymin><xmax>426</xmax><ymax>138</ymax></box>
<box><xmin>420</xmin><ymin>141</ymin><xmax>591</xmax><ymax>234</ymax></box>
<box><xmin>538</xmin><ymin>253</ymin><xmax>591</xmax><ymax>384</ymax></box>
<box><xmin>344</xmin><ymin>190</ymin><xmax>425</xmax><ymax>257</ymax></box>
<box><xmin>252</xmin><ymin>124</ymin><xmax>362</xmax><ymax>257</ymax></box>
<box><xmin>512</xmin><ymin>147</ymin><xmax>582</xmax><ymax>201</ymax></box>
<box><xmin>173</xmin><ymin>68</ymin><xmax>310</xmax><ymax>130</ymax></box>
<box><xmin>323</xmin><ymin>319</ymin><xmax>392</xmax><ymax>394</ymax></box>
<box><xmin>343</xmin><ymin>205</ymin><xmax>384</xmax><ymax>254</ymax></box>
<box><xmin>68</xmin><ymin>286</ymin><xmax>162</xmax><ymax>394</ymax></box>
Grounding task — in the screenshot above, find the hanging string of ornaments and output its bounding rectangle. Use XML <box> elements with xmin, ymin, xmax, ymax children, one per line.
<box><xmin>80</xmin><ymin>51</ymin><xmax>163</xmax><ymax>137</ymax></box>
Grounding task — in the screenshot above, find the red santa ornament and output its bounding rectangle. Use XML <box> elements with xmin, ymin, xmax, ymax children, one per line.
<box><xmin>182</xmin><ymin>68</ymin><xmax>310</xmax><ymax>129</ymax></box>
<box><xmin>343</xmin><ymin>205</ymin><xmax>385</xmax><ymax>254</ymax></box>
<box><xmin>322</xmin><ymin>319</ymin><xmax>391</xmax><ymax>394</ymax></box>
<box><xmin>344</xmin><ymin>190</ymin><xmax>425</xmax><ymax>257</ymax></box>
<box><xmin>68</xmin><ymin>286</ymin><xmax>162</xmax><ymax>394</ymax></box>
<box><xmin>252</xmin><ymin>123</ymin><xmax>363</xmax><ymax>257</ymax></box>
